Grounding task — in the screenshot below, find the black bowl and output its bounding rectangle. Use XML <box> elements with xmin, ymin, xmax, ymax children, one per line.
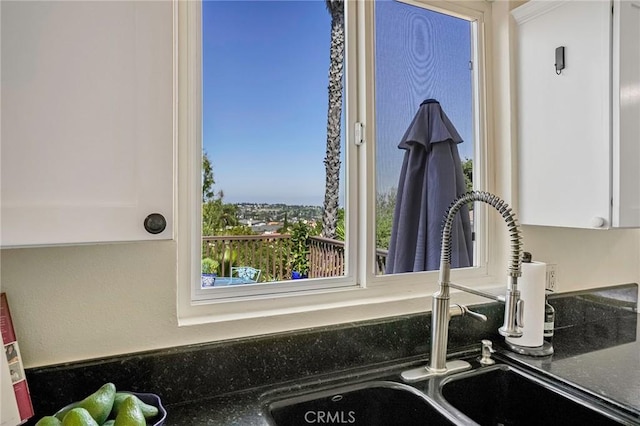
<box><xmin>129</xmin><ymin>392</ymin><xmax>167</xmax><ymax>426</ymax></box>
<box><xmin>53</xmin><ymin>391</ymin><xmax>167</xmax><ymax>426</ymax></box>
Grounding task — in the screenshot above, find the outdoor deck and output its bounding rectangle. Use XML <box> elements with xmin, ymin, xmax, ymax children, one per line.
<box><xmin>202</xmin><ymin>235</ymin><xmax>387</xmax><ymax>282</ymax></box>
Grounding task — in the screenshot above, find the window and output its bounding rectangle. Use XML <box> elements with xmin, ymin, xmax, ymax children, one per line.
<box><xmin>177</xmin><ymin>0</ymin><xmax>492</xmax><ymax>326</ymax></box>
<box><xmin>375</xmin><ymin>1</ymin><xmax>479</xmax><ymax>275</ymax></box>
<box><xmin>195</xmin><ymin>0</ymin><xmax>353</xmax><ymax>302</ymax></box>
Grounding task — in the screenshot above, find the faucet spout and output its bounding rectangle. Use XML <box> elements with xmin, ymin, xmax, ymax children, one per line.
<box><xmin>437</xmin><ymin>191</ymin><xmax>523</xmax><ymax>339</ymax></box>
<box><xmin>401</xmin><ymin>191</ymin><xmax>524</xmax><ymax>383</ymax></box>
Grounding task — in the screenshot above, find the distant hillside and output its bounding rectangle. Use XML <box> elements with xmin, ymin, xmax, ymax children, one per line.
<box><xmin>234</xmin><ymin>203</ymin><xmax>323</xmax><ymax>224</ymax></box>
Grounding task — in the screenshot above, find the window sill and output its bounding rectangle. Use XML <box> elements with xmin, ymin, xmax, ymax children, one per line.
<box><xmin>177</xmin><ymin>268</ymin><xmax>500</xmax><ymax>342</ymax></box>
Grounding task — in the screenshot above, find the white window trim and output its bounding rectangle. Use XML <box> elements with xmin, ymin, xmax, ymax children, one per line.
<box><xmin>363</xmin><ymin>0</ymin><xmax>492</xmax><ymax>289</ymax></box>
<box><xmin>176</xmin><ymin>0</ymin><xmax>502</xmax><ymax>332</ymax></box>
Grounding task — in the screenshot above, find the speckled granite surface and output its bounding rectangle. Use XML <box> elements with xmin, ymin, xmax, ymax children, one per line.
<box><xmin>24</xmin><ymin>284</ymin><xmax>638</xmax><ymax>426</ymax></box>
<box><xmin>24</xmin><ymin>302</ymin><xmax>502</xmax><ymax>424</ymax></box>
<box><xmin>500</xmin><ymin>284</ymin><xmax>640</xmax><ymax>416</ymax></box>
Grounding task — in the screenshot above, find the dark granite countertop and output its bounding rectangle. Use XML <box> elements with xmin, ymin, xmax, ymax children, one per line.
<box><xmin>537</xmin><ymin>335</ymin><xmax>639</xmax><ymax>412</ymax></box>
<box><xmin>500</xmin><ymin>295</ymin><xmax>640</xmax><ymax>418</ymax></box>
<box><xmin>162</xmin><ymin>357</ymin><xmax>441</xmax><ymax>426</ymax></box>
<box><xmin>161</xmin><ymin>286</ymin><xmax>640</xmax><ymax>425</ymax></box>
<box><xmin>163</xmin><ymin>285</ymin><xmax>640</xmax><ymax>426</ymax></box>
<box><xmin>25</xmin><ymin>284</ymin><xmax>639</xmax><ymax>426</ymax></box>
<box><xmin>164</xmin><ymin>392</ymin><xmax>268</xmax><ymax>426</ymax></box>
<box><xmin>162</xmin><ymin>315</ymin><xmax>640</xmax><ymax>425</ymax></box>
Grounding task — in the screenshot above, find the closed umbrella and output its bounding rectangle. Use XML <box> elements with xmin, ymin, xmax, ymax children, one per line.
<box><xmin>385</xmin><ymin>99</ymin><xmax>472</xmax><ymax>274</ymax></box>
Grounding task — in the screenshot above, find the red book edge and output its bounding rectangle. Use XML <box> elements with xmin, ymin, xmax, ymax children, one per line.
<box><xmin>1</xmin><ymin>293</ymin><xmax>34</xmax><ymax>423</ymax></box>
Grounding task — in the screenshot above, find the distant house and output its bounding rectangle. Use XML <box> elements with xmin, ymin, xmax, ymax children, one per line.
<box><xmin>251</xmin><ymin>224</ymin><xmax>282</xmax><ymax>234</ymax></box>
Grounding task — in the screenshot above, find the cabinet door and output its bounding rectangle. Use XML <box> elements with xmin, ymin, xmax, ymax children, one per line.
<box><xmin>1</xmin><ymin>1</ymin><xmax>173</xmax><ymax>247</ymax></box>
<box><xmin>613</xmin><ymin>0</ymin><xmax>640</xmax><ymax>228</ymax></box>
<box><xmin>514</xmin><ymin>1</ymin><xmax>612</xmax><ymax>228</ymax></box>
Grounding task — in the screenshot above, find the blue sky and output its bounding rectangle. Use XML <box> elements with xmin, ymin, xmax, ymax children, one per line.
<box><xmin>203</xmin><ymin>0</ymin><xmax>472</xmax><ymax>205</ymax></box>
<box><xmin>203</xmin><ymin>0</ymin><xmax>330</xmax><ymax>205</ymax></box>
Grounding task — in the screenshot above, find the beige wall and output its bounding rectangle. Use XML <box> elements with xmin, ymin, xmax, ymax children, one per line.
<box><xmin>2</xmin><ymin>230</ymin><xmax>637</xmax><ymax>368</ymax></box>
<box><xmin>522</xmin><ymin>226</ymin><xmax>640</xmax><ymax>289</ymax></box>
<box><xmin>2</xmin><ymin>1</ymin><xmax>638</xmax><ymax>369</ymax></box>
<box><xmin>1</xmin><ymin>242</ymin><xmax>184</xmax><ymax>367</ymax></box>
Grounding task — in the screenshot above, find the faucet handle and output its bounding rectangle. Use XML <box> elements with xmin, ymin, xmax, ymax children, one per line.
<box><xmin>464</xmin><ymin>307</ymin><xmax>488</xmax><ymax>322</ymax></box>
<box><xmin>452</xmin><ymin>304</ymin><xmax>488</xmax><ymax>322</ymax></box>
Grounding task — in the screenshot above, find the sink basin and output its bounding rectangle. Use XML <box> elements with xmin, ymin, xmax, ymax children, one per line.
<box><xmin>439</xmin><ymin>364</ymin><xmax>629</xmax><ymax>425</ymax></box>
<box><xmin>267</xmin><ymin>380</ymin><xmax>456</xmax><ymax>426</ymax></box>
<box><xmin>265</xmin><ymin>360</ymin><xmax>635</xmax><ymax>426</ymax></box>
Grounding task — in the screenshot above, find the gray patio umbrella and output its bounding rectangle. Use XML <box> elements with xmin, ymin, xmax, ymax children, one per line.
<box><xmin>385</xmin><ymin>99</ymin><xmax>472</xmax><ymax>274</ymax></box>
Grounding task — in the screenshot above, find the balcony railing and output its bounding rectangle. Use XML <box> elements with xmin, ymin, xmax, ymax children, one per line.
<box><xmin>202</xmin><ymin>234</ymin><xmax>388</xmax><ymax>282</ymax></box>
<box><xmin>202</xmin><ymin>234</ymin><xmax>292</xmax><ymax>282</ymax></box>
<box><xmin>308</xmin><ymin>236</ymin><xmax>344</xmax><ymax>278</ymax></box>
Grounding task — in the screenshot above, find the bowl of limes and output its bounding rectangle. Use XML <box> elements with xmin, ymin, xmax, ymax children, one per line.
<box><xmin>35</xmin><ymin>383</ymin><xmax>166</xmax><ymax>426</ymax></box>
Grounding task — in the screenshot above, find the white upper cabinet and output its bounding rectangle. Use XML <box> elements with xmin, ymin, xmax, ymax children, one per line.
<box><xmin>1</xmin><ymin>1</ymin><xmax>174</xmax><ymax>247</ymax></box>
<box><xmin>613</xmin><ymin>0</ymin><xmax>640</xmax><ymax>227</ymax></box>
<box><xmin>513</xmin><ymin>0</ymin><xmax>640</xmax><ymax>229</ymax></box>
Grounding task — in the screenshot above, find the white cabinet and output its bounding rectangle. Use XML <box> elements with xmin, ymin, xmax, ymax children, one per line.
<box><xmin>513</xmin><ymin>0</ymin><xmax>640</xmax><ymax>229</ymax></box>
<box><xmin>1</xmin><ymin>1</ymin><xmax>174</xmax><ymax>247</ymax></box>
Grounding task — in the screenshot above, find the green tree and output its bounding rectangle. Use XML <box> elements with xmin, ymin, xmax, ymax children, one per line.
<box><xmin>202</xmin><ymin>200</ymin><xmax>242</xmax><ymax>236</ymax></box>
<box><xmin>277</xmin><ymin>212</ymin><xmax>289</xmax><ymax>234</ymax></box>
<box><xmin>202</xmin><ymin>150</ymin><xmax>215</xmax><ymax>202</ymax></box>
<box><xmin>321</xmin><ymin>0</ymin><xmax>345</xmax><ymax>239</ymax></box>
<box><xmin>201</xmin><ymin>151</ymin><xmax>242</xmax><ymax>236</ymax></box>
<box><xmin>289</xmin><ymin>221</ymin><xmax>311</xmax><ymax>275</ymax></box>
<box><xmin>462</xmin><ymin>158</ymin><xmax>473</xmax><ymax>193</ymax></box>
<box><xmin>335</xmin><ymin>208</ymin><xmax>345</xmax><ymax>241</ymax></box>
<box><xmin>376</xmin><ymin>189</ymin><xmax>396</xmax><ymax>250</ymax></box>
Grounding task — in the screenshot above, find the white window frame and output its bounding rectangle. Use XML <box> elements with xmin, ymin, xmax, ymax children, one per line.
<box><xmin>176</xmin><ymin>0</ymin><xmax>499</xmax><ymax>331</ymax></box>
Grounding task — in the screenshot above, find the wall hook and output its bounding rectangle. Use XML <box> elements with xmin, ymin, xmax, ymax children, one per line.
<box><xmin>555</xmin><ymin>46</ymin><xmax>565</xmax><ymax>75</ymax></box>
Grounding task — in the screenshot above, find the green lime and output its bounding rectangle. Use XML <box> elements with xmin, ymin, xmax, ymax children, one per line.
<box><xmin>60</xmin><ymin>408</ymin><xmax>98</xmax><ymax>426</ymax></box>
<box><xmin>76</xmin><ymin>383</ymin><xmax>116</xmax><ymax>425</ymax></box>
<box><xmin>113</xmin><ymin>392</ymin><xmax>159</xmax><ymax>419</ymax></box>
<box><xmin>54</xmin><ymin>403</ymin><xmax>78</xmax><ymax>421</ymax></box>
<box><xmin>34</xmin><ymin>416</ymin><xmax>62</xmax><ymax>426</ymax></box>
<box><xmin>113</xmin><ymin>396</ymin><xmax>145</xmax><ymax>426</ymax></box>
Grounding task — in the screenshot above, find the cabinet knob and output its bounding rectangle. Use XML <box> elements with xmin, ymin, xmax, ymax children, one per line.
<box><xmin>144</xmin><ymin>213</ymin><xmax>167</xmax><ymax>234</ymax></box>
<box><xmin>591</xmin><ymin>217</ymin><xmax>606</xmax><ymax>228</ymax></box>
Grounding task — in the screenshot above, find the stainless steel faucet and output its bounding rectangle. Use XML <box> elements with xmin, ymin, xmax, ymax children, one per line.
<box><xmin>402</xmin><ymin>191</ymin><xmax>523</xmax><ymax>382</ymax></box>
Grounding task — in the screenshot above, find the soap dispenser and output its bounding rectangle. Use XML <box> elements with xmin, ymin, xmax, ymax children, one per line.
<box><xmin>544</xmin><ymin>292</ymin><xmax>555</xmax><ymax>339</ymax></box>
<box><xmin>505</xmin><ymin>252</ymin><xmax>554</xmax><ymax>356</ymax></box>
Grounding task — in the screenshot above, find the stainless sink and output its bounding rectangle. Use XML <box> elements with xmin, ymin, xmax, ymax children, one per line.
<box><xmin>438</xmin><ymin>364</ymin><xmax>632</xmax><ymax>425</ymax></box>
<box><xmin>265</xmin><ymin>359</ymin><xmax>636</xmax><ymax>426</ymax></box>
<box><xmin>266</xmin><ymin>380</ymin><xmax>457</xmax><ymax>426</ymax></box>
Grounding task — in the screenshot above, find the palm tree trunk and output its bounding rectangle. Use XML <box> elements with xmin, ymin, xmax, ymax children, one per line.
<box><xmin>322</xmin><ymin>0</ymin><xmax>345</xmax><ymax>239</ymax></box>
